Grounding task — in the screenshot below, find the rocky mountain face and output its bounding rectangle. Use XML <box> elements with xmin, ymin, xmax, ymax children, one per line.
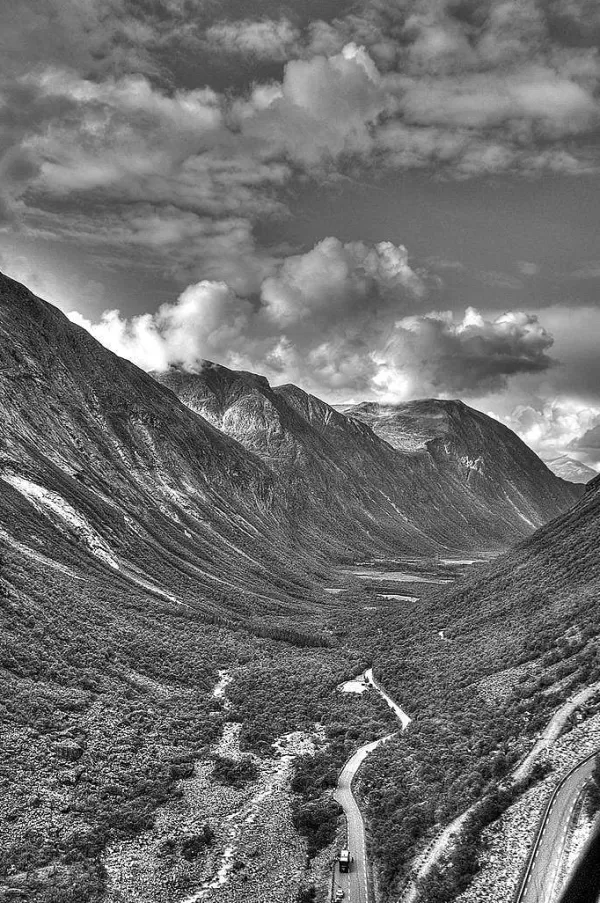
<box><xmin>343</xmin><ymin>399</ymin><xmax>581</xmax><ymax>542</ymax></box>
<box><xmin>0</xmin><ymin>271</ymin><xmax>322</xmax><ymax>619</ymax></box>
<box><xmin>157</xmin><ymin>367</ymin><xmax>581</xmax><ymax>555</ymax></box>
<box><xmin>544</xmin><ymin>454</ymin><xmax>598</xmax><ymax>484</ymax></box>
<box><xmin>0</xmin><ymin>269</ymin><xmax>581</xmax><ymax>615</ymax></box>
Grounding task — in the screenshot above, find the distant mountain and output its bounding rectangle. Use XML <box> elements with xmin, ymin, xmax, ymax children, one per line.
<box><xmin>155</xmin><ymin>368</ymin><xmax>581</xmax><ymax>554</ymax></box>
<box><xmin>0</xmin><ymin>269</ymin><xmax>582</xmax><ymax>611</ymax></box>
<box><xmin>344</xmin><ymin>398</ymin><xmax>582</xmax><ymax>542</ymax></box>
<box><xmin>544</xmin><ymin>454</ymin><xmax>598</xmax><ymax>484</ymax></box>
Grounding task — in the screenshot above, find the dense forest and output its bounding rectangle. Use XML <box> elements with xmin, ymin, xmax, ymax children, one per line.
<box><xmin>2</xmin><ymin>466</ymin><xmax>598</xmax><ymax>902</ymax></box>
<box><xmin>0</xmin><ymin>540</ymin><xmax>396</xmax><ymax>901</ymax></box>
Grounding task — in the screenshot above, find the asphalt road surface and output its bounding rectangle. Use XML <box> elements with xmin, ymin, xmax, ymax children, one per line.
<box><xmin>402</xmin><ymin>682</ymin><xmax>600</xmax><ymax>903</ymax></box>
<box><xmin>513</xmin><ymin>681</ymin><xmax>600</xmax><ymax>783</ymax></box>
<box><xmin>333</xmin><ymin>671</ymin><xmax>410</xmax><ymax>903</ymax></box>
<box><xmin>517</xmin><ymin>754</ymin><xmax>597</xmax><ymax>903</ymax></box>
<box><xmin>334</xmin><ymin>736</ymin><xmax>393</xmax><ymax>903</ymax></box>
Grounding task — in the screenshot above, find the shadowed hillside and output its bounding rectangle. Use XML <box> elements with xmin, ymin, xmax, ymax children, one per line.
<box><xmin>156</xmin><ymin>365</ymin><xmax>580</xmax><ymax>554</ymax></box>
<box><xmin>0</xmin><ymin>271</ymin><xmax>330</xmax><ymax>616</ymax></box>
<box><xmin>349</xmin><ymin>476</ymin><xmax>600</xmax><ymax>900</ymax></box>
<box><xmin>0</xmin><ymin>270</ymin><xmax>588</xmax><ymax>903</ymax></box>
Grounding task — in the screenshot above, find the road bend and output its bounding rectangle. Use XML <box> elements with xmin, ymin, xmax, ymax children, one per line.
<box><xmin>333</xmin><ymin>672</ymin><xmax>411</xmax><ymax>903</ymax></box>
<box><xmin>402</xmin><ymin>681</ymin><xmax>600</xmax><ymax>903</ymax></box>
<box><xmin>517</xmin><ymin>753</ymin><xmax>598</xmax><ymax>903</ymax></box>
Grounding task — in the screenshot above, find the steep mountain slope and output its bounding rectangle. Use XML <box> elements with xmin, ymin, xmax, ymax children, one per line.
<box><xmin>544</xmin><ymin>454</ymin><xmax>597</xmax><ymax>484</ymax></box>
<box><xmin>435</xmin><ymin>472</ymin><xmax>600</xmax><ymax>657</ymax></box>
<box><xmin>156</xmin><ymin>366</ymin><xmax>580</xmax><ymax>553</ymax></box>
<box><xmin>0</xmin><ymin>271</ymin><xmax>322</xmax><ymax>616</ymax></box>
<box><xmin>0</xmin><ymin>271</ymin><xmax>344</xmax><ymax>902</ymax></box>
<box><xmin>343</xmin><ymin>399</ymin><xmax>580</xmax><ymax>542</ymax></box>
<box><xmin>355</xmin><ymin>478</ymin><xmax>600</xmax><ymax>901</ymax></box>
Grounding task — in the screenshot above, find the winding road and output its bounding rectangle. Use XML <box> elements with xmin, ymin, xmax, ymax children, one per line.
<box><xmin>516</xmin><ymin>752</ymin><xmax>598</xmax><ymax>903</ymax></box>
<box><xmin>400</xmin><ymin>681</ymin><xmax>600</xmax><ymax>903</ymax></box>
<box><xmin>333</xmin><ymin>671</ymin><xmax>411</xmax><ymax>903</ymax></box>
<box><xmin>332</xmin><ymin>673</ymin><xmax>600</xmax><ymax>903</ymax></box>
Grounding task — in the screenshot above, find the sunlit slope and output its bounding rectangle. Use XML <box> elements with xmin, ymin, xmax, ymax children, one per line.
<box><xmin>345</xmin><ymin>399</ymin><xmax>580</xmax><ymax>542</ymax></box>
<box><xmin>157</xmin><ymin>365</ymin><xmax>580</xmax><ymax>553</ymax></box>
<box><xmin>0</xmin><ymin>271</ymin><xmax>322</xmax><ymax>611</ymax></box>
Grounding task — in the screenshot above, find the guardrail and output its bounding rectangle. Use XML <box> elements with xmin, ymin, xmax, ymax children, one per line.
<box><xmin>396</xmin><ymin>688</ymin><xmax>600</xmax><ymax>903</ymax></box>
<box><xmin>514</xmin><ymin>749</ymin><xmax>599</xmax><ymax>903</ymax></box>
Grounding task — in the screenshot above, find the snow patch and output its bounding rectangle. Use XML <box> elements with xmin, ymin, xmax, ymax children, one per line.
<box><xmin>379</xmin><ymin>593</ymin><xmax>418</xmax><ymax>602</ymax></box>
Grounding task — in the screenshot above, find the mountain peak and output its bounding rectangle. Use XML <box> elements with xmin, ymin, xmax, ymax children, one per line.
<box><xmin>544</xmin><ymin>454</ymin><xmax>598</xmax><ymax>485</ymax></box>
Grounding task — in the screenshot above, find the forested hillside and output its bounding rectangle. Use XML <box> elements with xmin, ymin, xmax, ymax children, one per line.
<box><xmin>354</xmin><ymin>476</ymin><xmax>600</xmax><ymax>900</ymax></box>
<box><xmin>0</xmin><ymin>270</ymin><xmax>591</xmax><ymax>903</ymax></box>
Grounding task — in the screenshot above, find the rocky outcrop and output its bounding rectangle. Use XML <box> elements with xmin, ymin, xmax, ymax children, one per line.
<box><xmin>157</xmin><ymin>366</ymin><xmax>581</xmax><ymax>555</ymax></box>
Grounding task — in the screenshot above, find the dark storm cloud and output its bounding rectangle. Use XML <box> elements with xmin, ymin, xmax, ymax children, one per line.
<box><xmin>573</xmin><ymin>423</ymin><xmax>600</xmax><ymax>451</ymax></box>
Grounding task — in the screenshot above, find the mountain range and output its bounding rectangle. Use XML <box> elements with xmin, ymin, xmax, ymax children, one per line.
<box><xmin>0</xmin><ymin>270</ymin><xmax>580</xmax><ymax>616</ymax></box>
<box><xmin>0</xmin><ymin>268</ymin><xmax>596</xmax><ymax>903</ymax></box>
<box><xmin>154</xmin><ymin>363</ymin><xmax>580</xmax><ymax>561</ymax></box>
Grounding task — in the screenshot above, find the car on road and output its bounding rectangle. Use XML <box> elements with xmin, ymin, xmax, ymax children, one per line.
<box><xmin>338</xmin><ymin>848</ymin><xmax>351</xmax><ymax>872</ymax></box>
<box><xmin>335</xmin><ymin>890</ymin><xmax>344</xmax><ymax>900</ymax></box>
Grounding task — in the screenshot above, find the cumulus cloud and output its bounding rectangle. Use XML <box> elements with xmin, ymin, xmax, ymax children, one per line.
<box><xmin>387</xmin><ymin>308</ymin><xmax>554</xmax><ymax>396</ymax></box>
<box><xmin>479</xmin><ymin>303</ymin><xmax>600</xmax><ymax>463</ymax></box>
<box><xmin>395</xmin><ymin>65</ymin><xmax>597</xmax><ymax>137</ymax></box>
<box><xmin>290</xmin><ymin>0</ymin><xmax>600</xmax><ymax>175</ymax></box>
<box><xmin>4</xmin><ymin>0</ymin><xmax>600</xmax><ymax>282</ymax></box>
<box><xmin>20</xmin><ymin>70</ymin><xmax>227</xmax><ymax>202</ymax></box>
<box><xmin>500</xmin><ymin>400</ymin><xmax>600</xmax><ymax>466</ymax></box>
<box><xmin>68</xmin><ymin>237</ymin><xmax>556</xmax><ymax>402</ymax></box>
<box><xmin>70</xmin><ymin>282</ymin><xmax>254</xmax><ymax>372</ymax></box>
<box><xmin>24</xmin><ymin>204</ymin><xmax>275</xmax><ymax>294</ymax></box>
<box><xmin>1</xmin><ymin>0</ymin><xmax>175</xmax><ymax>80</ymax></box>
<box><xmin>4</xmin><ymin>0</ymin><xmax>600</xmax><ymax>234</ymax></box>
<box><xmin>239</xmin><ymin>43</ymin><xmax>388</xmax><ymax>166</ymax></box>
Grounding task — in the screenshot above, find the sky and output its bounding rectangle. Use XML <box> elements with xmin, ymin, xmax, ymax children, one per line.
<box><xmin>1</xmin><ymin>0</ymin><xmax>600</xmax><ymax>467</ymax></box>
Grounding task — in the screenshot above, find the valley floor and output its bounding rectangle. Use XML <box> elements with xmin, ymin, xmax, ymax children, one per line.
<box><xmin>5</xmin><ymin>551</ymin><xmax>600</xmax><ymax>903</ymax></box>
<box><xmin>102</xmin><ymin>679</ymin><xmax>331</xmax><ymax>903</ymax></box>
